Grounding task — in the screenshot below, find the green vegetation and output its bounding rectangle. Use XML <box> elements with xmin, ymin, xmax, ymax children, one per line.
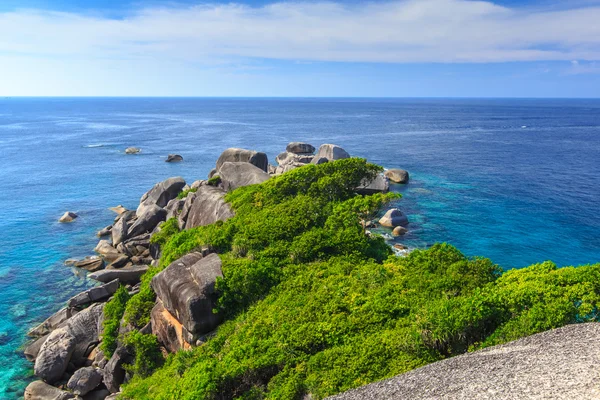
<box><xmin>177</xmin><ymin>187</ymin><xmax>198</xmax><ymax>200</ymax></box>
<box><xmin>100</xmin><ymin>285</ymin><xmax>130</xmax><ymax>357</ymax></box>
<box><xmin>123</xmin><ymin>331</ymin><xmax>164</xmax><ymax>378</ymax></box>
<box><xmin>207</xmin><ymin>175</ymin><xmax>221</xmax><ymax>186</ymax></box>
<box><xmin>113</xmin><ymin>158</ymin><xmax>600</xmax><ymax>399</ymax></box>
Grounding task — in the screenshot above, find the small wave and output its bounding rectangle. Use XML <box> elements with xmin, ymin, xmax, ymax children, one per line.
<box><xmin>521</xmin><ymin>126</ymin><xmax>528</xmax><ymax>128</ymax></box>
<box><xmin>84</xmin><ymin>144</ymin><xmax>105</xmax><ymax>148</ymax></box>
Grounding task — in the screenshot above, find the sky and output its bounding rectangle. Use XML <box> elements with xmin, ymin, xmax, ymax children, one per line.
<box><xmin>0</xmin><ymin>0</ymin><xmax>599</xmax><ymax>97</ymax></box>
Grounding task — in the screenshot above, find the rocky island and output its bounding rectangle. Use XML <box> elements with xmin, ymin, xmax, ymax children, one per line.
<box><xmin>22</xmin><ymin>143</ymin><xmax>600</xmax><ymax>400</ymax></box>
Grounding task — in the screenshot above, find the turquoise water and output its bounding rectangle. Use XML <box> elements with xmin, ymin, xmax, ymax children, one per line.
<box><xmin>1</xmin><ymin>98</ymin><xmax>599</xmax><ymax>397</ymax></box>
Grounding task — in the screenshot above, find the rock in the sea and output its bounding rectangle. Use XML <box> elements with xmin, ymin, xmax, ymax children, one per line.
<box><xmin>392</xmin><ymin>226</ymin><xmax>408</xmax><ymax>236</ymax></box>
<box><xmin>355</xmin><ymin>173</ymin><xmax>390</xmax><ymax>195</ymax></box>
<box><xmin>58</xmin><ymin>211</ymin><xmax>78</xmax><ymax>223</ymax></box>
<box><xmin>125</xmin><ymin>147</ymin><xmax>140</xmax><ymax>154</ymax></box>
<box><xmin>24</xmin><ymin>380</ymin><xmax>76</xmax><ymax>400</ymax></box>
<box><xmin>311</xmin><ymin>144</ymin><xmax>350</xmax><ymax>164</ymax></box>
<box><xmin>128</xmin><ymin>205</ymin><xmax>167</xmax><ymax>239</ymax></box>
<box><xmin>97</xmin><ymin>225</ymin><xmax>112</xmax><ymax>237</ymax></box>
<box><xmin>111</xmin><ymin>216</ymin><xmax>129</xmax><ymax>247</ymax></box>
<box><xmin>218</xmin><ymin>161</ymin><xmax>270</xmax><ymax>191</ymax></box>
<box><xmin>216</xmin><ymin>148</ymin><xmax>269</xmax><ymax>172</ymax></box>
<box><xmin>385</xmin><ymin>169</ymin><xmax>409</xmax><ymax>184</ymax></box>
<box><xmin>74</xmin><ymin>256</ymin><xmax>105</xmax><ymax>272</ymax></box>
<box><xmin>28</xmin><ymin>307</ymin><xmax>78</xmax><ymax>338</ymax></box>
<box><xmin>108</xmin><ymin>205</ymin><xmax>128</xmax><ymax>215</ymax></box>
<box><xmin>152</xmin><ymin>253</ymin><xmax>223</xmax><ymax>340</ymax></box>
<box><xmin>137</xmin><ymin>177</ymin><xmax>186</xmax><ymax>216</ymax></box>
<box><xmin>66</xmin><ymin>366</ymin><xmax>103</xmax><ymax>395</ymax></box>
<box><xmin>67</xmin><ymin>279</ymin><xmax>119</xmax><ymax>308</ymax></box>
<box><xmin>379</xmin><ymin>209</ymin><xmax>409</xmax><ymax>227</ymax></box>
<box><xmin>166</xmin><ymin>154</ymin><xmax>183</xmax><ymax>162</ymax></box>
<box><xmin>89</xmin><ymin>265</ymin><xmax>149</xmax><ymax>285</ymax></box>
<box><xmin>286</xmin><ymin>142</ymin><xmax>315</xmax><ymax>155</ymax></box>
<box><xmin>151</xmin><ymin>300</ymin><xmax>192</xmax><ymax>353</ymax></box>
<box><xmin>34</xmin><ymin>327</ymin><xmax>76</xmax><ymax>383</ymax></box>
<box><xmin>103</xmin><ymin>346</ymin><xmax>132</xmax><ymax>393</ymax></box>
<box><xmin>184</xmin><ymin>186</ymin><xmax>234</xmax><ymax>229</ymax></box>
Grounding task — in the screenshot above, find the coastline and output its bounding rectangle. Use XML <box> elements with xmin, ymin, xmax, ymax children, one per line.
<box><xmin>21</xmin><ymin>143</ymin><xmax>408</xmax><ymax>398</ymax></box>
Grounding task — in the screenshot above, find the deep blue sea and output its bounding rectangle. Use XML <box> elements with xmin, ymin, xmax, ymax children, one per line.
<box><xmin>1</xmin><ymin>98</ymin><xmax>599</xmax><ymax>397</ymax></box>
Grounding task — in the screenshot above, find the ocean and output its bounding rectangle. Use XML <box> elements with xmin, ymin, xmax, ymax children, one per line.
<box><xmin>1</xmin><ymin>97</ymin><xmax>599</xmax><ymax>397</ymax></box>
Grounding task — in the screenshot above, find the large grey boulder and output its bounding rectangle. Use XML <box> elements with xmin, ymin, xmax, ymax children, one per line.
<box><xmin>385</xmin><ymin>169</ymin><xmax>409</xmax><ymax>184</ymax></box>
<box><xmin>111</xmin><ymin>216</ymin><xmax>129</xmax><ymax>247</ymax></box>
<box><xmin>311</xmin><ymin>144</ymin><xmax>350</xmax><ymax>164</ymax></box>
<box><xmin>136</xmin><ymin>176</ymin><xmax>186</xmax><ymax>216</ymax></box>
<box><xmin>67</xmin><ymin>279</ymin><xmax>120</xmax><ymax>308</ymax></box>
<box><xmin>89</xmin><ymin>265</ymin><xmax>149</xmax><ymax>285</ymax></box>
<box><xmin>152</xmin><ymin>253</ymin><xmax>223</xmax><ymax>341</ymax></box>
<box><xmin>356</xmin><ymin>173</ymin><xmax>390</xmax><ymax>195</ymax></box>
<box><xmin>103</xmin><ymin>346</ymin><xmax>132</xmax><ymax>393</ymax></box>
<box><xmin>329</xmin><ymin>323</ymin><xmax>600</xmax><ymax>400</ymax></box>
<box><xmin>184</xmin><ymin>186</ymin><xmax>234</xmax><ymax>229</ymax></box>
<box><xmin>66</xmin><ymin>366</ymin><xmax>103</xmax><ymax>395</ymax></box>
<box><xmin>379</xmin><ymin>209</ymin><xmax>409</xmax><ymax>227</ymax></box>
<box><xmin>94</xmin><ymin>241</ymin><xmax>120</xmax><ymax>263</ymax></box>
<box><xmin>64</xmin><ymin>303</ymin><xmax>105</xmax><ymax>366</ymax></box>
<box><xmin>74</xmin><ymin>256</ymin><xmax>105</xmax><ymax>272</ymax></box>
<box><xmin>216</xmin><ymin>148</ymin><xmax>269</xmax><ymax>172</ymax></box>
<box><xmin>128</xmin><ymin>205</ymin><xmax>167</xmax><ymax>239</ymax></box>
<box><xmin>28</xmin><ymin>307</ymin><xmax>78</xmax><ymax>338</ymax></box>
<box><xmin>218</xmin><ymin>161</ymin><xmax>270</xmax><ymax>191</ymax></box>
<box><xmin>58</xmin><ymin>211</ymin><xmax>78</xmax><ymax>223</ymax></box>
<box><xmin>286</xmin><ymin>142</ymin><xmax>315</xmax><ymax>154</ymax></box>
<box><xmin>34</xmin><ymin>327</ymin><xmax>76</xmax><ymax>383</ymax></box>
<box><xmin>24</xmin><ymin>380</ymin><xmax>76</xmax><ymax>400</ymax></box>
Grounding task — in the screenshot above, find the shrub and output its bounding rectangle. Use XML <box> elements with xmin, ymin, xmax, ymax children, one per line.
<box><xmin>177</xmin><ymin>187</ymin><xmax>198</xmax><ymax>199</ymax></box>
<box><xmin>100</xmin><ymin>285</ymin><xmax>130</xmax><ymax>358</ymax></box>
<box><xmin>123</xmin><ymin>331</ymin><xmax>164</xmax><ymax>377</ymax></box>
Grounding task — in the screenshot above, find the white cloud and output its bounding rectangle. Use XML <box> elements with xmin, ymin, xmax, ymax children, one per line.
<box><xmin>0</xmin><ymin>0</ymin><xmax>599</xmax><ymax>66</ymax></box>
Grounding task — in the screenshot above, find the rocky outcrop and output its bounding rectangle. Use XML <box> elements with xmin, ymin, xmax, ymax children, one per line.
<box><xmin>97</xmin><ymin>226</ymin><xmax>112</xmax><ymax>237</ymax></box>
<box><xmin>28</xmin><ymin>307</ymin><xmax>78</xmax><ymax>338</ymax></box>
<box><xmin>24</xmin><ymin>334</ymin><xmax>49</xmax><ymax>361</ymax></box>
<box><xmin>103</xmin><ymin>346</ymin><xmax>131</xmax><ymax>393</ymax></box>
<box><xmin>379</xmin><ymin>209</ymin><xmax>409</xmax><ymax>227</ymax></box>
<box><xmin>58</xmin><ymin>212</ymin><xmax>78</xmax><ymax>223</ymax></box>
<box><xmin>329</xmin><ymin>323</ymin><xmax>600</xmax><ymax>400</ymax></box>
<box><xmin>89</xmin><ymin>266</ymin><xmax>149</xmax><ymax>285</ymax></box>
<box><xmin>136</xmin><ymin>177</ymin><xmax>186</xmax><ymax>216</ymax></box>
<box><xmin>66</xmin><ymin>366</ymin><xmax>103</xmax><ymax>395</ymax></box>
<box><xmin>166</xmin><ymin>154</ymin><xmax>183</xmax><ymax>162</ymax></box>
<box><xmin>165</xmin><ymin>198</ymin><xmax>185</xmax><ymax>220</ymax></box>
<box><xmin>34</xmin><ymin>327</ymin><xmax>76</xmax><ymax>383</ymax></box>
<box><xmin>24</xmin><ymin>380</ymin><xmax>76</xmax><ymax>400</ymax></box>
<box><xmin>127</xmin><ymin>205</ymin><xmax>167</xmax><ymax>239</ymax></box>
<box><xmin>184</xmin><ymin>186</ymin><xmax>234</xmax><ymax>229</ymax></box>
<box><xmin>111</xmin><ymin>216</ymin><xmax>129</xmax><ymax>247</ymax></box>
<box><xmin>216</xmin><ymin>148</ymin><xmax>269</xmax><ymax>172</ymax></box>
<box><xmin>385</xmin><ymin>169</ymin><xmax>409</xmax><ymax>184</ymax></box>
<box><xmin>356</xmin><ymin>173</ymin><xmax>389</xmax><ymax>195</ymax></box>
<box><xmin>151</xmin><ymin>300</ymin><xmax>192</xmax><ymax>353</ymax></box>
<box><xmin>286</xmin><ymin>142</ymin><xmax>315</xmax><ymax>154</ymax></box>
<box><xmin>125</xmin><ymin>147</ymin><xmax>140</xmax><ymax>154</ymax></box>
<box><xmin>64</xmin><ymin>303</ymin><xmax>104</xmax><ymax>366</ymax></box>
<box><xmin>311</xmin><ymin>144</ymin><xmax>350</xmax><ymax>164</ymax></box>
<box><xmin>67</xmin><ymin>279</ymin><xmax>119</xmax><ymax>308</ymax></box>
<box><xmin>94</xmin><ymin>241</ymin><xmax>120</xmax><ymax>263</ymax></box>
<box><xmin>218</xmin><ymin>161</ymin><xmax>270</xmax><ymax>191</ymax></box>
<box><xmin>74</xmin><ymin>256</ymin><xmax>105</xmax><ymax>272</ymax></box>
<box><xmin>152</xmin><ymin>253</ymin><xmax>223</xmax><ymax>343</ymax></box>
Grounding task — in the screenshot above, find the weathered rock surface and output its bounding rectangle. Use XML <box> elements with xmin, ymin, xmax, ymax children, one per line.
<box><xmin>64</xmin><ymin>303</ymin><xmax>104</xmax><ymax>366</ymax></box>
<box><xmin>34</xmin><ymin>327</ymin><xmax>76</xmax><ymax>383</ymax></box>
<box><xmin>311</xmin><ymin>144</ymin><xmax>350</xmax><ymax>164</ymax></box>
<box><xmin>24</xmin><ymin>380</ymin><xmax>76</xmax><ymax>400</ymax></box>
<box><xmin>24</xmin><ymin>334</ymin><xmax>49</xmax><ymax>361</ymax></box>
<box><xmin>136</xmin><ymin>176</ymin><xmax>186</xmax><ymax>216</ymax></box>
<box><xmin>67</xmin><ymin>279</ymin><xmax>119</xmax><ymax>308</ymax></box>
<box><xmin>107</xmin><ymin>254</ymin><xmax>129</xmax><ymax>269</ymax></box>
<box><xmin>28</xmin><ymin>307</ymin><xmax>78</xmax><ymax>338</ymax></box>
<box><xmin>89</xmin><ymin>266</ymin><xmax>148</xmax><ymax>285</ymax></box>
<box><xmin>74</xmin><ymin>256</ymin><xmax>105</xmax><ymax>272</ymax></box>
<box><xmin>166</xmin><ymin>154</ymin><xmax>183</xmax><ymax>162</ymax></box>
<box><xmin>385</xmin><ymin>169</ymin><xmax>409</xmax><ymax>184</ymax></box>
<box><xmin>111</xmin><ymin>216</ymin><xmax>129</xmax><ymax>247</ymax></box>
<box><xmin>329</xmin><ymin>323</ymin><xmax>600</xmax><ymax>400</ymax></box>
<box><xmin>177</xmin><ymin>192</ymin><xmax>196</xmax><ymax>229</ymax></box>
<box><xmin>379</xmin><ymin>209</ymin><xmax>409</xmax><ymax>227</ymax></box>
<box><xmin>184</xmin><ymin>186</ymin><xmax>234</xmax><ymax>229</ymax></box>
<box><xmin>58</xmin><ymin>212</ymin><xmax>78</xmax><ymax>223</ymax></box>
<box><xmin>151</xmin><ymin>300</ymin><xmax>192</xmax><ymax>353</ymax></box>
<box><xmin>218</xmin><ymin>161</ymin><xmax>270</xmax><ymax>191</ymax></box>
<box><xmin>103</xmin><ymin>346</ymin><xmax>131</xmax><ymax>393</ymax></box>
<box><xmin>286</xmin><ymin>142</ymin><xmax>315</xmax><ymax>154</ymax></box>
<box><xmin>216</xmin><ymin>148</ymin><xmax>269</xmax><ymax>172</ymax></box>
<box><xmin>94</xmin><ymin>241</ymin><xmax>120</xmax><ymax>262</ymax></box>
<box><xmin>66</xmin><ymin>366</ymin><xmax>103</xmax><ymax>395</ymax></box>
<box><xmin>96</xmin><ymin>226</ymin><xmax>112</xmax><ymax>237</ymax></box>
<box><xmin>152</xmin><ymin>253</ymin><xmax>223</xmax><ymax>339</ymax></box>
<box><xmin>108</xmin><ymin>205</ymin><xmax>127</xmax><ymax>215</ymax></box>
<box><xmin>125</xmin><ymin>147</ymin><xmax>140</xmax><ymax>154</ymax></box>
<box><xmin>356</xmin><ymin>173</ymin><xmax>389</xmax><ymax>195</ymax></box>
<box><xmin>128</xmin><ymin>205</ymin><xmax>167</xmax><ymax>239</ymax></box>
<box><xmin>165</xmin><ymin>198</ymin><xmax>185</xmax><ymax>220</ymax></box>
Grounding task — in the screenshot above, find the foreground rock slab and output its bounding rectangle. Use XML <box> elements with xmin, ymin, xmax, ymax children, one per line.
<box><xmin>25</xmin><ymin>380</ymin><xmax>75</xmax><ymax>400</ymax></box>
<box><xmin>89</xmin><ymin>265</ymin><xmax>149</xmax><ymax>285</ymax></box>
<box><xmin>329</xmin><ymin>323</ymin><xmax>600</xmax><ymax>400</ymax></box>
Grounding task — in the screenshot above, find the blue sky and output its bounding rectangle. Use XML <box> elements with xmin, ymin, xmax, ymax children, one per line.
<box><xmin>0</xmin><ymin>0</ymin><xmax>599</xmax><ymax>97</ymax></box>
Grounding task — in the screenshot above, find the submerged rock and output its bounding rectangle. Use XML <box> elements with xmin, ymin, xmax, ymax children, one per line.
<box><xmin>379</xmin><ymin>209</ymin><xmax>409</xmax><ymax>228</ymax></box>
<box><xmin>392</xmin><ymin>226</ymin><xmax>408</xmax><ymax>236</ymax></box>
<box><xmin>216</xmin><ymin>148</ymin><xmax>269</xmax><ymax>172</ymax></box>
<box><xmin>58</xmin><ymin>212</ymin><xmax>78</xmax><ymax>223</ymax></box>
<box><xmin>166</xmin><ymin>154</ymin><xmax>183</xmax><ymax>162</ymax></box>
<box><xmin>385</xmin><ymin>169</ymin><xmax>409</xmax><ymax>184</ymax></box>
<box><xmin>24</xmin><ymin>380</ymin><xmax>76</xmax><ymax>400</ymax></box>
<box><xmin>218</xmin><ymin>161</ymin><xmax>270</xmax><ymax>191</ymax></box>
